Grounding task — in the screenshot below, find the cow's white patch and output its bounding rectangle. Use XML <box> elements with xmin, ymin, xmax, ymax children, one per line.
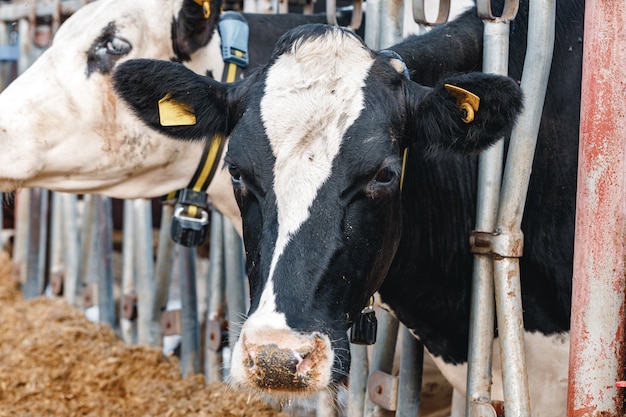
<box><xmin>260</xmin><ymin>28</ymin><xmax>374</xmax><ymax>283</ymax></box>
<box><xmin>427</xmin><ymin>331</ymin><xmax>569</xmax><ymax>417</ymax></box>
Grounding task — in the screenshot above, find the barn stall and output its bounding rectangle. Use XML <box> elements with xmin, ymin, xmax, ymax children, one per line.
<box><xmin>1</xmin><ymin>0</ymin><xmax>624</xmax><ymax>416</ymax></box>
<box><xmin>0</xmin><ymin>0</ymin><xmax>454</xmax><ymax>416</ymax></box>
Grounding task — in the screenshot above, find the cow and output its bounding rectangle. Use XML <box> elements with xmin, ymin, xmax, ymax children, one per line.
<box><xmin>0</xmin><ymin>0</ymin><xmax>364</xmax><ymax>235</ymax></box>
<box><xmin>111</xmin><ymin>0</ymin><xmax>583</xmax><ymax>414</ymax></box>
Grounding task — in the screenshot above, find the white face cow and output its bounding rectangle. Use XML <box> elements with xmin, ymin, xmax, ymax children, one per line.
<box><xmin>0</xmin><ymin>0</ymin><xmax>241</xmax><ymax>229</ymax></box>
<box><xmin>112</xmin><ymin>23</ymin><xmax>522</xmax><ymax>396</ymax></box>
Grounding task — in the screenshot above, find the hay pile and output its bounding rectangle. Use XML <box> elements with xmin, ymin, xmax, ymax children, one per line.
<box><xmin>0</xmin><ymin>252</ymin><xmax>288</xmax><ymax>417</ymax></box>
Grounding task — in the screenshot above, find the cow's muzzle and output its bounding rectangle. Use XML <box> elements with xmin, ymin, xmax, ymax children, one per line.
<box><xmin>232</xmin><ymin>328</ymin><xmax>333</xmax><ymax>393</ymax></box>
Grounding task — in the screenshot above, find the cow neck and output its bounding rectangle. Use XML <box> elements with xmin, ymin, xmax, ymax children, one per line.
<box><xmin>164</xmin><ymin>11</ymin><xmax>249</xmax><ymax>247</ymax></box>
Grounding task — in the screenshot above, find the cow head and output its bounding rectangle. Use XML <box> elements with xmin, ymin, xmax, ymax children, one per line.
<box><xmin>113</xmin><ymin>24</ymin><xmax>522</xmax><ymax>396</ymax></box>
<box><xmin>0</xmin><ymin>0</ymin><xmax>241</xmax><ymax>228</ymax></box>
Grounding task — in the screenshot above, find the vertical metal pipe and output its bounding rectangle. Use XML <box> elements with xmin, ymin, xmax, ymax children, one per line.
<box><xmin>120</xmin><ymin>199</ymin><xmax>137</xmax><ymax>344</ymax></box>
<box><xmin>377</xmin><ymin>0</ymin><xmax>404</xmax><ymax>49</ymax></box>
<box><xmin>466</xmin><ymin>20</ymin><xmax>508</xmax><ymax>417</ymax></box>
<box><xmin>492</xmin><ymin>1</ymin><xmax>555</xmax><ymax>416</ymax></box>
<box><xmin>223</xmin><ymin>218</ymin><xmax>246</xmax><ymax>356</ymax></box>
<box><xmin>13</xmin><ymin>190</ymin><xmax>30</xmax><ymax>285</ymax></box>
<box><xmin>134</xmin><ymin>199</ymin><xmax>156</xmax><ymax>346</ymax></box>
<box><xmin>348</xmin><ymin>344</ymin><xmax>369</xmax><ymax>417</ymax></box>
<box><xmin>179</xmin><ymin>245</ymin><xmax>201</xmax><ymax>377</ymax></box>
<box><xmin>49</xmin><ymin>192</ymin><xmax>64</xmax><ymax>296</ymax></box>
<box><xmin>363</xmin><ymin>309</ymin><xmax>399</xmax><ymax>417</ymax></box>
<box><xmin>364</xmin><ymin>0</ymin><xmax>382</xmax><ymax>49</ymax></box>
<box><xmin>153</xmin><ymin>204</ymin><xmax>176</xmax><ymax>345</ymax></box>
<box><xmin>23</xmin><ymin>188</ymin><xmax>48</xmax><ymax>299</ymax></box>
<box><xmin>61</xmin><ymin>193</ymin><xmax>80</xmax><ymax>307</ymax></box>
<box><xmin>568</xmin><ymin>0</ymin><xmax>626</xmax><ymax>415</ymax></box>
<box><xmin>396</xmin><ymin>326</ymin><xmax>423</xmax><ymax>417</ymax></box>
<box><xmin>205</xmin><ymin>211</ymin><xmax>225</xmax><ymax>383</ymax></box>
<box><xmin>95</xmin><ymin>195</ymin><xmax>115</xmax><ymax>327</ymax></box>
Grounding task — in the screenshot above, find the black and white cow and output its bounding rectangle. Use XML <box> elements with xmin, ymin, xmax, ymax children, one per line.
<box><xmin>0</xmin><ymin>0</ymin><xmax>364</xmax><ymax>234</ymax></box>
<box><xmin>112</xmin><ymin>0</ymin><xmax>583</xmax><ymax>414</ymax></box>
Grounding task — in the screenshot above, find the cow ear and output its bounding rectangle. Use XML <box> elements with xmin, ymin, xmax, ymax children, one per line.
<box><xmin>173</xmin><ymin>0</ymin><xmax>223</xmax><ymax>60</ymax></box>
<box><xmin>409</xmin><ymin>72</ymin><xmax>523</xmax><ymax>156</ymax></box>
<box><xmin>113</xmin><ymin>59</ymin><xmax>240</xmax><ymax>140</ymax></box>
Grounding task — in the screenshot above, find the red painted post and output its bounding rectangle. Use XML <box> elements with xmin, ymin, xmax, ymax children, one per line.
<box><xmin>568</xmin><ymin>1</ymin><xmax>626</xmax><ymax>416</ymax></box>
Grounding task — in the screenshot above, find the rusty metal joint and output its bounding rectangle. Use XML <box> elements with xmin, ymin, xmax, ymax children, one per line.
<box><xmin>470</xmin><ymin>229</ymin><xmax>524</xmax><ymax>258</ymax></box>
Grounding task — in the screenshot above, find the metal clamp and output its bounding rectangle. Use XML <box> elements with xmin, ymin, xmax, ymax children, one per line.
<box><xmin>412</xmin><ymin>0</ymin><xmax>451</xmax><ymax>26</ymax></box>
<box><xmin>477</xmin><ymin>0</ymin><xmax>519</xmax><ymax>21</ymax></box>
<box><xmin>469</xmin><ymin>229</ymin><xmax>524</xmax><ymax>258</ymax></box>
<box><xmin>326</xmin><ymin>0</ymin><xmax>363</xmax><ymax>31</ymax></box>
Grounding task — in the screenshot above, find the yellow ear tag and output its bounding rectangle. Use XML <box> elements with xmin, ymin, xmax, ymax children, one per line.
<box><xmin>158</xmin><ymin>92</ymin><xmax>197</xmax><ymax>126</ymax></box>
<box><xmin>444</xmin><ymin>84</ymin><xmax>480</xmax><ymax>123</ymax></box>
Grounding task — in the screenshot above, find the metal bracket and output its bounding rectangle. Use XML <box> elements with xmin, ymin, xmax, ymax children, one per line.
<box><xmin>367</xmin><ymin>370</ymin><xmax>398</xmax><ymax>411</ymax></box>
<box><xmin>469</xmin><ymin>229</ymin><xmax>524</xmax><ymax>258</ymax></box>
<box><xmin>468</xmin><ymin>399</ymin><xmax>498</xmax><ymax>417</ymax></box>
<box><xmin>161</xmin><ymin>309</ymin><xmax>182</xmax><ymax>336</ymax></box>
<box><xmin>121</xmin><ymin>291</ymin><xmax>138</xmax><ymax>321</ymax></box>
<box><xmin>50</xmin><ymin>270</ymin><xmax>64</xmax><ymax>296</ymax></box>
<box><xmin>206</xmin><ymin>319</ymin><xmax>229</xmax><ymax>352</ymax></box>
<box><xmin>326</xmin><ymin>0</ymin><xmax>363</xmax><ymax>31</ymax></box>
<box><xmin>476</xmin><ymin>0</ymin><xmax>519</xmax><ymax>21</ymax></box>
<box><xmin>413</xmin><ymin>0</ymin><xmax>451</xmax><ymax>26</ymax></box>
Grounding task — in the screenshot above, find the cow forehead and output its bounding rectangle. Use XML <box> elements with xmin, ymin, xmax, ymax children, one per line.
<box><xmin>260</xmin><ymin>29</ymin><xmax>374</xmax><ymax>278</ymax></box>
<box><xmin>52</xmin><ymin>0</ymin><xmax>167</xmax><ymax>45</ymax></box>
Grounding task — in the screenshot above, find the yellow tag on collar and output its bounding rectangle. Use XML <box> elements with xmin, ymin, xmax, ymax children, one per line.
<box><xmin>444</xmin><ymin>84</ymin><xmax>480</xmax><ymax>123</ymax></box>
<box><xmin>158</xmin><ymin>92</ymin><xmax>197</xmax><ymax>126</ymax></box>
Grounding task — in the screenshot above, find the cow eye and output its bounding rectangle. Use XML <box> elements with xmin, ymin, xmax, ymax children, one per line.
<box><xmin>105</xmin><ymin>36</ymin><xmax>131</xmax><ymax>56</ymax></box>
<box><xmin>373</xmin><ymin>166</ymin><xmax>397</xmax><ymax>185</ymax></box>
<box><xmin>227</xmin><ymin>162</ymin><xmax>242</xmax><ymax>184</ymax></box>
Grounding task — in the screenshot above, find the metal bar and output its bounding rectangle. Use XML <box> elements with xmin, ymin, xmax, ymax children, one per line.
<box><xmin>23</xmin><ymin>188</ymin><xmax>48</xmax><ymax>299</ymax></box>
<box><xmin>12</xmin><ymin>189</ymin><xmax>30</xmax><ymax>285</ymax></box>
<box><xmin>412</xmin><ymin>0</ymin><xmax>451</xmax><ymax>26</ymax></box>
<box><xmin>95</xmin><ymin>195</ymin><xmax>115</xmax><ymax>327</ymax></box>
<box><xmin>179</xmin><ymin>244</ymin><xmax>201</xmax><ymax>377</ymax></box>
<box><xmin>377</xmin><ymin>0</ymin><xmax>404</xmax><ymax>49</ymax></box>
<box><xmin>49</xmin><ymin>192</ymin><xmax>64</xmax><ymax>296</ymax></box>
<box><xmin>205</xmin><ymin>211</ymin><xmax>225</xmax><ymax>383</ymax></box>
<box><xmin>568</xmin><ymin>0</ymin><xmax>626</xmax><ymax>414</ymax></box>
<box><xmin>60</xmin><ymin>193</ymin><xmax>80</xmax><ymax>307</ymax></box>
<box><xmin>466</xmin><ymin>18</ymin><xmax>509</xmax><ymax>417</ymax></box>
<box><xmin>491</xmin><ymin>1</ymin><xmax>555</xmax><ymax>416</ymax></box>
<box><xmin>363</xmin><ymin>309</ymin><xmax>399</xmax><ymax>417</ymax></box>
<box><xmin>134</xmin><ymin>199</ymin><xmax>156</xmax><ymax>346</ymax></box>
<box><xmin>223</xmin><ymin>217</ymin><xmax>246</xmax><ymax>355</ymax></box>
<box><xmin>347</xmin><ymin>344</ymin><xmax>369</xmax><ymax>417</ymax></box>
<box><xmin>396</xmin><ymin>326</ymin><xmax>423</xmax><ymax>417</ymax></box>
<box><xmin>153</xmin><ymin>204</ymin><xmax>176</xmax><ymax>345</ymax></box>
<box><xmin>120</xmin><ymin>199</ymin><xmax>137</xmax><ymax>344</ymax></box>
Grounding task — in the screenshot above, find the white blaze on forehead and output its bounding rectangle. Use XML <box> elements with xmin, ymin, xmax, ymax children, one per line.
<box><xmin>260</xmin><ymin>29</ymin><xmax>374</xmax><ymax>287</ymax></box>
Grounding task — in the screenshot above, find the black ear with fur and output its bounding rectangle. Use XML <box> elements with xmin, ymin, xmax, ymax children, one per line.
<box><xmin>113</xmin><ymin>59</ymin><xmax>233</xmax><ymax>141</ymax></box>
<box><xmin>172</xmin><ymin>0</ymin><xmax>223</xmax><ymax>61</ymax></box>
<box><xmin>411</xmin><ymin>72</ymin><xmax>523</xmax><ymax>155</ymax></box>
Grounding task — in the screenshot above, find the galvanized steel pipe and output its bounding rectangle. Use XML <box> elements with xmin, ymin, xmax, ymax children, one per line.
<box><xmin>568</xmin><ymin>0</ymin><xmax>626</xmax><ymax>415</ymax></box>
<box><xmin>466</xmin><ymin>18</ymin><xmax>509</xmax><ymax>417</ymax></box>
<box><xmin>493</xmin><ymin>1</ymin><xmax>555</xmax><ymax>416</ymax></box>
<box><xmin>179</xmin><ymin>245</ymin><xmax>201</xmax><ymax>377</ymax></box>
<box><xmin>133</xmin><ymin>199</ymin><xmax>157</xmax><ymax>345</ymax></box>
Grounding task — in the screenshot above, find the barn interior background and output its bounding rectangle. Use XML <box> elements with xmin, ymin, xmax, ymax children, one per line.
<box><xmin>0</xmin><ymin>0</ymin><xmax>624</xmax><ymax>416</ymax></box>
<box><xmin>0</xmin><ymin>0</ymin><xmax>456</xmax><ymax>416</ymax></box>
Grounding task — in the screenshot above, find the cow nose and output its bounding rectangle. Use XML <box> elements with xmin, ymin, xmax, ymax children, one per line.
<box><xmin>239</xmin><ymin>329</ymin><xmax>330</xmax><ymax>391</ymax></box>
